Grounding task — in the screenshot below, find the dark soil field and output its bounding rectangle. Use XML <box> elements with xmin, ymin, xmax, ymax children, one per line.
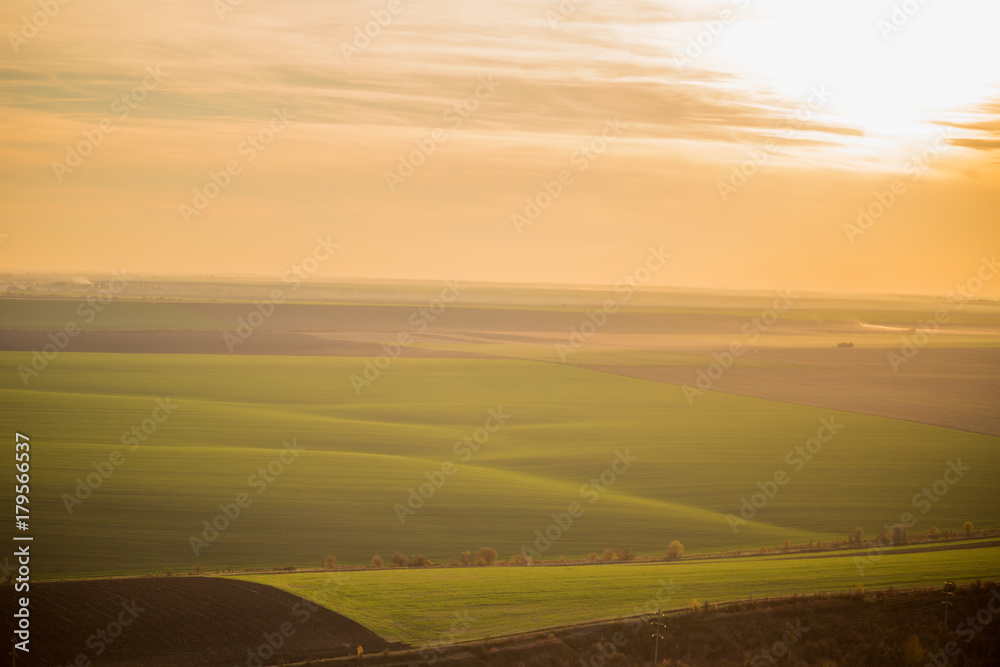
<box><xmin>1</xmin><ymin>577</ymin><xmax>395</xmax><ymax>666</ymax></box>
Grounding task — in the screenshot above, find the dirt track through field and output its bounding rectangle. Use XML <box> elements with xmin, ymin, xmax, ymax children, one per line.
<box><xmin>1</xmin><ymin>577</ymin><xmax>395</xmax><ymax>666</ymax></box>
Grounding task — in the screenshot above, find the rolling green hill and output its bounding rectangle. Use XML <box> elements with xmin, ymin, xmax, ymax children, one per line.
<box><xmin>2</xmin><ymin>351</ymin><xmax>997</xmax><ymax>579</ymax></box>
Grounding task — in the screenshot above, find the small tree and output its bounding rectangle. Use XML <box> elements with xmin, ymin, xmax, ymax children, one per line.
<box><xmin>323</xmin><ymin>555</ymin><xmax>338</xmax><ymax>570</ymax></box>
<box><xmin>588</xmin><ymin>552</ymin><xmax>599</xmax><ymax>562</ymax></box>
<box><xmin>602</xmin><ymin>548</ymin><xmax>615</xmax><ymax>561</ymax></box>
<box><xmin>477</xmin><ymin>547</ymin><xmax>498</xmax><ymax>565</ymax></box>
<box><xmin>850</xmin><ymin>527</ymin><xmax>863</xmax><ymax>544</ymax></box>
<box><xmin>192</xmin><ymin>563</ymin><xmax>201</xmax><ymax>575</ymax></box>
<box><xmin>902</xmin><ymin>635</ymin><xmax>924</xmax><ymax>664</ymax></box>
<box><xmin>891</xmin><ymin>523</ymin><xmax>908</xmax><ymax>545</ymax></box>
<box><xmin>459</xmin><ymin>550</ymin><xmax>473</xmax><ymax>566</ymax></box>
<box><xmin>391</xmin><ymin>552</ymin><xmax>407</xmax><ymax>568</ymax></box>
<box><xmin>165</xmin><ymin>567</ymin><xmax>172</xmax><ymax>577</ymax></box>
<box><xmin>667</xmin><ymin>540</ymin><xmax>684</xmax><ymax>560</ymax></box>
<box><xmin>371</xmin><ymin>555</ymin><xmax>383</xmax><ymax>568</ymax></box>
<box><xmin>618</xmin><ymin>549</ymin><xmax>635</xmax><ymax>561</ymax></box>
<box><xmin>963</xmin><ymin>521</ymin><xmax>974</xmax><ymax>536</ymax></box>
<box><xmin>781</xmin><ymin>538</ymin><xmax>792</xmax><ymax>551</ymax></box>
<box><xmin>511</xmin><ymin>553</ymin><xmax>527</xmax><ymax>565</ymax></box>
<box><xmin>928</xmin><ymin>526</ymin><xmax>940</xmax><ymax>539</ymax></box>
<box><xmin>409</xmin><ymin>554</ymin><xmax>430</xmax><ymax>567</ymax></box>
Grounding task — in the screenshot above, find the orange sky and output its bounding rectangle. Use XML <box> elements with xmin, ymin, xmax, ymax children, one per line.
<box><xmin>1</xmin><ymin>0</ymin><xmax>998</xmax><ymax>296</ymax></box>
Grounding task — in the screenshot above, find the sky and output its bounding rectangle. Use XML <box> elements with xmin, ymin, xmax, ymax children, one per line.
<box><xmin>1</xmin><ymin>0</ymin><xmax>999</xmax><ymax>296</ymax></box>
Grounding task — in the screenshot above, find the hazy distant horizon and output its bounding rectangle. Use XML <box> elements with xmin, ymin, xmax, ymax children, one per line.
<box><xmin>4</xmin><ymin>268</ymin><xmax>999</xmax><ymax>302</ymax></box>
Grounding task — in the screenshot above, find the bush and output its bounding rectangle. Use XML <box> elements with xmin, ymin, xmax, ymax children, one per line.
<box><xmin>510</xmin><ymin>553</ymin><xmax>527</xmax><ymax>565</ymax></box>
<box><xmin>964</xmin><ymin>521</ymin><xmax>974</xmax><ymax>535</ymax></box>
<box><xmin>618</xmin><ymin>549</ymin><xmax>635</xmax><ymax>561</ymax></box>
<box><xmin>391</xmin><ymin>552</ymin><xmax>407</xmax><ymax>567</ymax></box>
<box><xmin>477</xmin><ymin>547</ymin><xmax>498</xmax><ymax>565</ymax></box>
<box><xmin>323</xmin><ymin>555</ymin><xmax>337</xmax><ymax>570</ymax></box>
<box><xmin>192</xmin><ymin>564</ymin><xmax>201</xmax><ymax>575</ymax></box>
<box><xmin>602</xmin><ymin>548</ymin><xmax>615</xmax><ymax>561</ymax></box>
<box><xmin>588</xmin><ymin>552</ymin><xmax>599</xmax><ymax>562</ymax></box>
<box><xmin>459</xmin><ymin>550</ymin><xmax>473</xmax><ymax>566</ymax></box>
<box><xmin>667</xmin><ymin>540</ymin><xmax>684</xmax><ymax>560</ymax></box>
<box><xmin>408</xmin><ymin>554</ymin><xmax>430</xmax><ymax>567</ymax></box>
<box><xmin>928</xmin><ymin>526</ymin><xmax>940</xmax><ymax>539</ymax></box>
<box><xmin>371</xmin><ymin>555</ymin><xmax>383</xmax><ymax>568</ymax></box>
<box><xmin>891</xmin><ymin>523</ymin><xmax>908</xmax><ymax>545</ymax></box>
<box><xmin>165</xmin><ymin>567</ymin><xmax>172</xmax><ymax>577</ymax></box>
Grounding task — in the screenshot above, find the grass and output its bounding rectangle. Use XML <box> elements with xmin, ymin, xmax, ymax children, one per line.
<box><xmin>233</xmin><ymin>544</ymin><xmax>1000</xmax><ymax>644</ymax></box>
<box><xmin>3</xmin><ymin>351</ymin><xmax>998</xmax><ymax>580</ymax></box>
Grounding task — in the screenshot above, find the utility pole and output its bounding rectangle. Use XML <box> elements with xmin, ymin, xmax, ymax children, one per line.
<box><xmin>650</xmin><ymin>608</ymin><xmax>666</xmax><ymax>664</ymax></box>
<box><xmin>943</xmin><ymin>581</ymin><xmax>955</xmax><ymax>627</ymax></box>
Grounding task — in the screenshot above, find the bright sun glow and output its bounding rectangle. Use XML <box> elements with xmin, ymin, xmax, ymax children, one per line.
<box><xmin>712</xmin><ymin>0</ymin><xmax>1000</xmax><ymax>142</ymax></box>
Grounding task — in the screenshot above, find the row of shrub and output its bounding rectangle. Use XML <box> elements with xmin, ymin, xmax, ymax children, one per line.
<box><xmin>319</xmin><ymin>541</ymin><xmax>687</xmax><ymax>570</ymax></box>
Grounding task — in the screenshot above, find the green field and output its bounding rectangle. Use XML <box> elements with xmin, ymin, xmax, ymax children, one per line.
<box><xmin>3</xmin><ymin>350</ymin><xmax>997</xmax><ymax>579</ymax></box>
<box><xmin>235</xmin><ymin>545</ymin><xmax>1000</xmax><ymax>644</ymax></box>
